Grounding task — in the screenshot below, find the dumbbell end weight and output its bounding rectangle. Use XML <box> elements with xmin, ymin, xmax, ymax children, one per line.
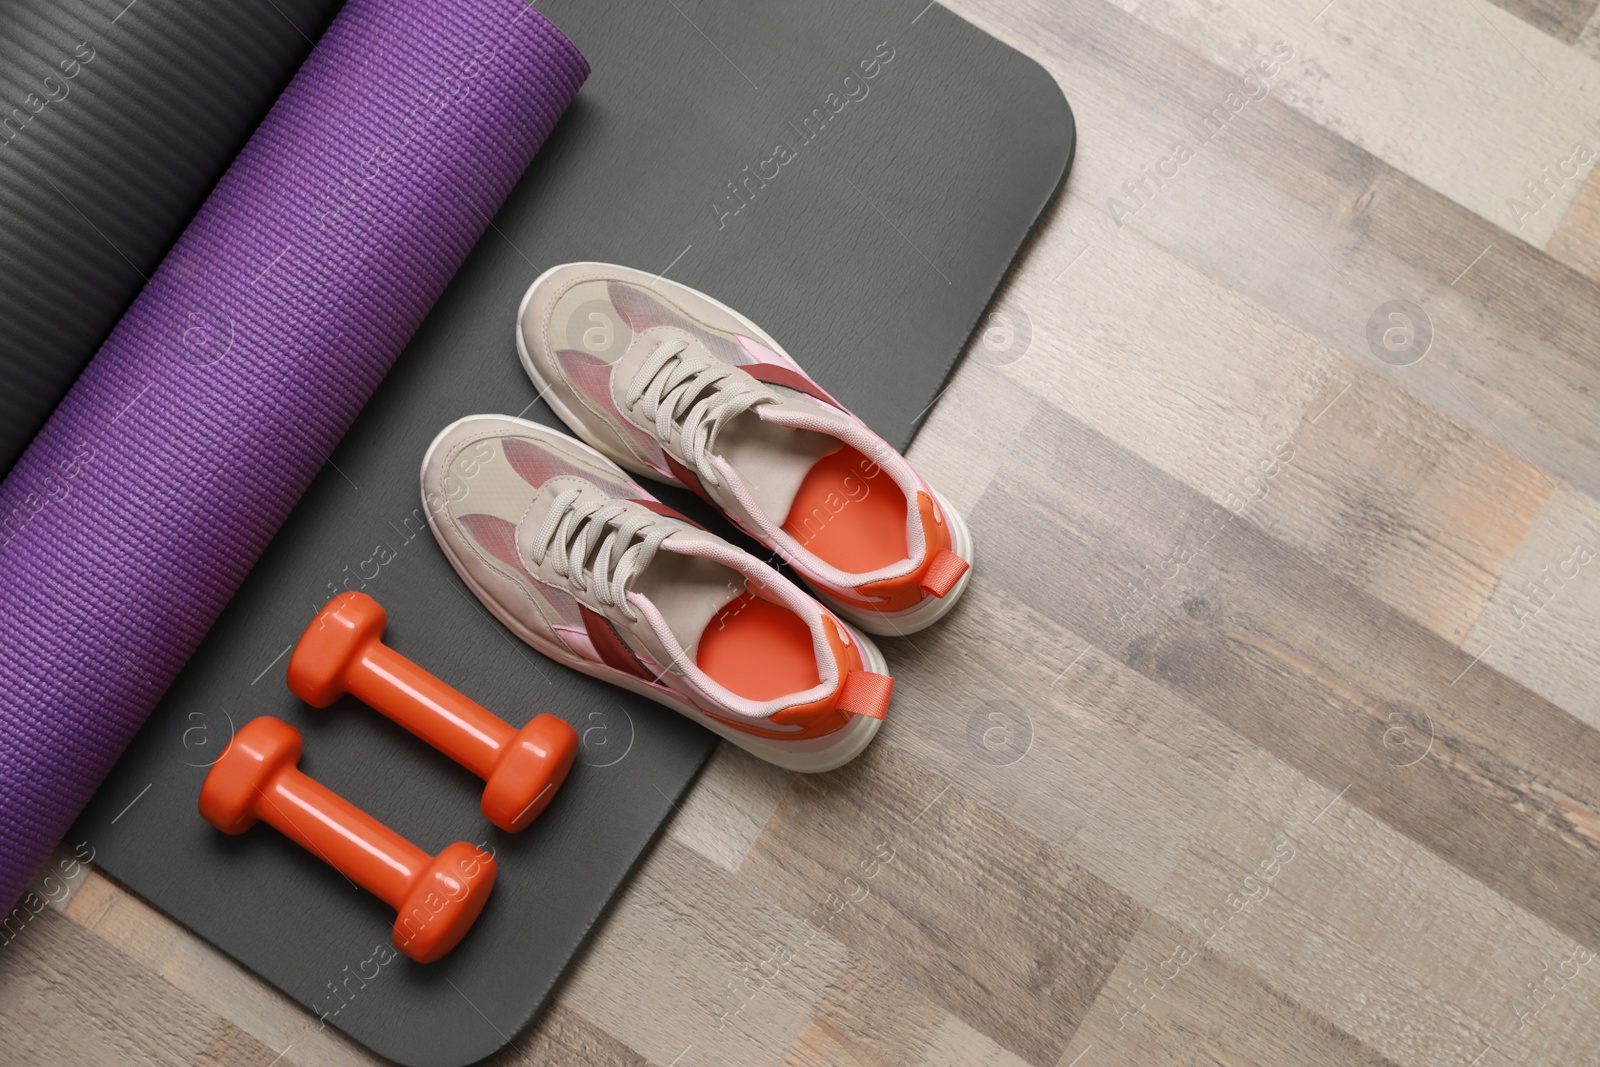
<box><xmin>393</xmin><ymin>841</ymin><xmax>498</xmax><ymax>963</ymax></box>
<box><xmin>287</xmin><ymin>592</ymin><xmax>390</xmax><ymax>708</ymax></box>
<box><xmin>483</xmin><ymin>714</ymin><xmax>579</xmax><ymax>832</ymax></box>
<box><xmin>198</xmin><ymin>716</ymin><xmax>303</xmax><ymax>834</ymax></box>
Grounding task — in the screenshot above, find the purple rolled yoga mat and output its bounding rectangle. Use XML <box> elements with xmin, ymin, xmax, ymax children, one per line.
<box><xmin>0</xmin><ymin>0</ymin><xmax>587</xmax><ymax>906</ymax></box>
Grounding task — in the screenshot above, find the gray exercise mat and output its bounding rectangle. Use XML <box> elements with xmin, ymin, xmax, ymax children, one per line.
<box><xmin>72</xmin><ymin>2</ymin><xmax>1074</xmax><ymax>1064</ymax></box>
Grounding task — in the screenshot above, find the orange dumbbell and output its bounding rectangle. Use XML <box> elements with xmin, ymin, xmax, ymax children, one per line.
<box><xmin>288</xmin><ymin>591</ymin><xmax>577</xmax><ymax>832</ymax></box>
<box><xmin>199</xmin><ymin>716</ymin><xmax>496</xmax><ymax>963</ymax></box>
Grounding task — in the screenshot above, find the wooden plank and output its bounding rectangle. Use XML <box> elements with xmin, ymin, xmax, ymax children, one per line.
<box><xmin>1263</xmin><ymin>366</ymin><xmax>1555</xmax><ymax>645</ymax></box>
<box><xmin>977</xmin><ymin>402</ymin><xmax>1600</xmax><ymax>956</ymax></box>
<box><xmin>1580</xmin><ymin>7</ymin><xmax>1600</xmax><ymax>58</ymax></box>
<box><xmin>779</xmin><ymin>954</ymin><xmax>945</xmax><ymax>1067</ymax></box>
<box><xmin>0</xmin><ymin>907</ymin><xmax>218</xmax><ymax>1067</ymax></box>
<box><xmin>495</xmin><ymin>1004</ymin><xmax>646</xmax><ymax>1067</ymax></box>
<box><xmin>1491</xmin><ymin>0</ymin><xmax>1600</xmax><ymax>42</ymax></box>
<box><xmin>195</xmin><ymin>1022</ymin><xmax>299</xmax><ymax>1067</ymax></box>
<box><xmin>739</xmin><ymin>744</ymin><xmax>1146</xmax><ymax>1067</ymax></box>
<box><xmin>1352</xmin><ymin>170</ymin><xmax>1600</xmax><ymax>402</ymax></box>
<box><xmin>878</xmin><ymin>579</ymin><xmax>1247</xmax><ymax>908</ymax></box>
<box><xmin>916</xmin><ymin>1016</ymin><xmax>1035</xmax><ymax>1067</ymax></box>
<box><xmin>557</xmin><ymin>837</ymin><xmax>851</xmax><ymax>1067</ymax></box>
<box><xmin>895</xmin><ymin>565</ymin><xmax>1600</xmax><ymax>1064</ymax></box>
<box><xmin>666</xmin><ymin>743</ymin><xmax>794</xmax><ymax>875</ymax></box>
<box><xmin>1548</xmin><ymin>166</ymin><xmax>1600</xmax><ymax>283</ymax></box>
<box><xmin>907</xmin><ymin>361</ymin><xmax>1042</xmax><ymax>519</ymax></box>
<box><xmin>1467</xmin><ymin>482</ymin><xmax>1600</xmax><ymax>733</ymax></box>
<box><xmin>1059</xmin><ymin>907</ymin><xmax>1402</xmax><ymax>1067</ymax></box>
<box><xmin>878</xmin><ymin>578</ymin><xmax>1600</xmax><ymax>1064</ymax></box>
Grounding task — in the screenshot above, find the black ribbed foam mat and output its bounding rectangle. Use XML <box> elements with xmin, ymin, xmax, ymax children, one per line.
<box><xmin>0</xmin><ymin>0</ymin><xmax>342</xmax><ymax>475</ymax></box>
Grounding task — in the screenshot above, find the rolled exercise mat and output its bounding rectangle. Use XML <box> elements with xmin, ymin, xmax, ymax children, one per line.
<box><xmin>0</xmin><ymin>0</ymin><xmax>588</xmax><ymax>909</ymax></box>
<box><xmin>0</xmin><ymin>0</ymin><xmax>347</xmax><ymax>476</ymax></box>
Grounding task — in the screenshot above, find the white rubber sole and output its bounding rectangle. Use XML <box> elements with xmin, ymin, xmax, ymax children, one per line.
<box><xmin>517</xmin><ymin>264</ymin><xmax>977</xmax><ymax>637</ymax></box>
<box><xmin>420</xmin><ymin>415</ymin><xmax>885</xmax><ymax>774</ymax></box>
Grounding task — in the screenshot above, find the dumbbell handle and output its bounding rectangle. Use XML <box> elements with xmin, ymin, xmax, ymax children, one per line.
<box><xmin>255</xmin><ymin>761</ymin><xmax>429</xmax><ymax>910</ymax></box>
<box><xmin>344</xmin><ymin>640</ymin><xmax>512</xmax><ymax>781</ymax></box>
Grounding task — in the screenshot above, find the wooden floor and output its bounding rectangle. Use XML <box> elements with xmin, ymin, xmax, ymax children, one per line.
<box><xmin>9</xmin><ymin>0</ymin><xmax>1600</xmax><ymax>1063</ymax></box>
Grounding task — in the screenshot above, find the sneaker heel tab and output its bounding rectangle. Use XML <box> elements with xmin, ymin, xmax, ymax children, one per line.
<box><xmin>918</xmin><ymin>548</ymin><xmax>969</xmax><ymax>599</ymax></box>
<box><xmin>837</xmin><ymin>670</ymin><xmax>893</xmax><ymax>720</ymax></box>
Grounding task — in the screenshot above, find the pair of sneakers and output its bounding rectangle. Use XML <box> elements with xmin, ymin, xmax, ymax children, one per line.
<box><xmin>420</xmin><ymin>264</ymin><xmax>973</xmax><ymax>772</ymax></box>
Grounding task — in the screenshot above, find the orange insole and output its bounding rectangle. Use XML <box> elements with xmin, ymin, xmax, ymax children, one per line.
<box><xmin>781</xmin><ymin>446</ymin><xmax>908</xmax><ymax>573</ymax></box>
<box><xmin>696</xmin><ymin>594</ymin><xmax>820</xmax><ymax>701</ymax></box>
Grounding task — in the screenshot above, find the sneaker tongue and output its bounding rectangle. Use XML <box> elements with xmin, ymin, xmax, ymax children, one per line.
<box><xmin>518</xmin><ymin>482</ymin><xmax>568</xmax><ymax>541</ymax></box>
<box><xmin>709</xmin><ymin>402</ymin><xmax>846</xmax><ymax>526</ymax></box>
<box><xmin>615</xmin><ymin>332</ymin><xmax>766</xmax><ymax>457</ymax></box>
<box><xmin>518</xmin><ymin>481</ymin><xmax>665</xmax><ymax>602</ymax></box>
<box><xmin>626</xmin><ymin>531</ymin><xmax>753</xmax><ymax>666</ymax></box>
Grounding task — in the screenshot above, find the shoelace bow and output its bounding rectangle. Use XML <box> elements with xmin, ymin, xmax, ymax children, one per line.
<box><xmin>625</xmin><ymin>338</ymin><xmax>775</xmax><ymax>489</ymax></box>
<box><xmin>528</xmin><ymin>487</ymin><xmax>671</xmax><ymax>622</ymax></box>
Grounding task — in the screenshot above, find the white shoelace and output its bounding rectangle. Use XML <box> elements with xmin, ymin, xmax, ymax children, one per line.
<box><xmin>625</xmin><ymin>338</ymin><xmax>775</xmax><ymax>489</ymax></box>
<box><xmin>527</xmin><ymin>488</ymin><xmax>671</xmax><ymax>622</ymax></box>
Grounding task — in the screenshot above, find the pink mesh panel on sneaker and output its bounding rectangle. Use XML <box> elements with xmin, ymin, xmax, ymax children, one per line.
<box><xmin>608</xmin><ymin>281</ymin><xmax>752</xmax><ymax>367</ymax></box>
<box><xmin>503</xmin><ymin>427</ymin><xmax>644</xmax><ymax>495</ymax></box>
<box><xmin>455</xmin><ymin>511</ymin><xmax>585</xmax><ymax>630</ymax></box>
<box><xmin>555</xmin><ymin>348</ymin><xmax>667</xmax><ymax>468</ymax></box>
